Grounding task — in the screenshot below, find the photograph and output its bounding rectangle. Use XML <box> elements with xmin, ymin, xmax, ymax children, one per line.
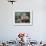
<box><xmin>14</xmin><ymin>11</ymin><xmax>32</xmax><ymax>26</ymax></box>
<box><xmin>15</xmin><ymin>12</ymin><xmax>30</xmax><ymax>23</ymax></box>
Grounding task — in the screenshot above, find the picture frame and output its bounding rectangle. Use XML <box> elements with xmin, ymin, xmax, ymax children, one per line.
<box><xmin>13</xmin><ymin>10</ymin><xmax>33</xmax><ymax>26</ymax></box>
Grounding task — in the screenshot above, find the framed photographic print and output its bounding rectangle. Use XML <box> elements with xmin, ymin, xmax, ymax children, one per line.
<box><xmin>14</xmin><ymin>10</ymin><xmax>33</xmax><ymax>26</ymax></box>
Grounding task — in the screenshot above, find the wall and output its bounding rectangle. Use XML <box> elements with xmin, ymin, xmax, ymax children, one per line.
<box><xmin>0</xmin><ymin>0</ymin><xmax>46</xmax><ymax>42</ymax></box>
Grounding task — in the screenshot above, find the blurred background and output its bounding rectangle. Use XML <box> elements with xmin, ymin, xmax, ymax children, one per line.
<box><xmin>0</xmin><ymin>0</ymin><xmax>46</xmax><ymax>43</ymax></box>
